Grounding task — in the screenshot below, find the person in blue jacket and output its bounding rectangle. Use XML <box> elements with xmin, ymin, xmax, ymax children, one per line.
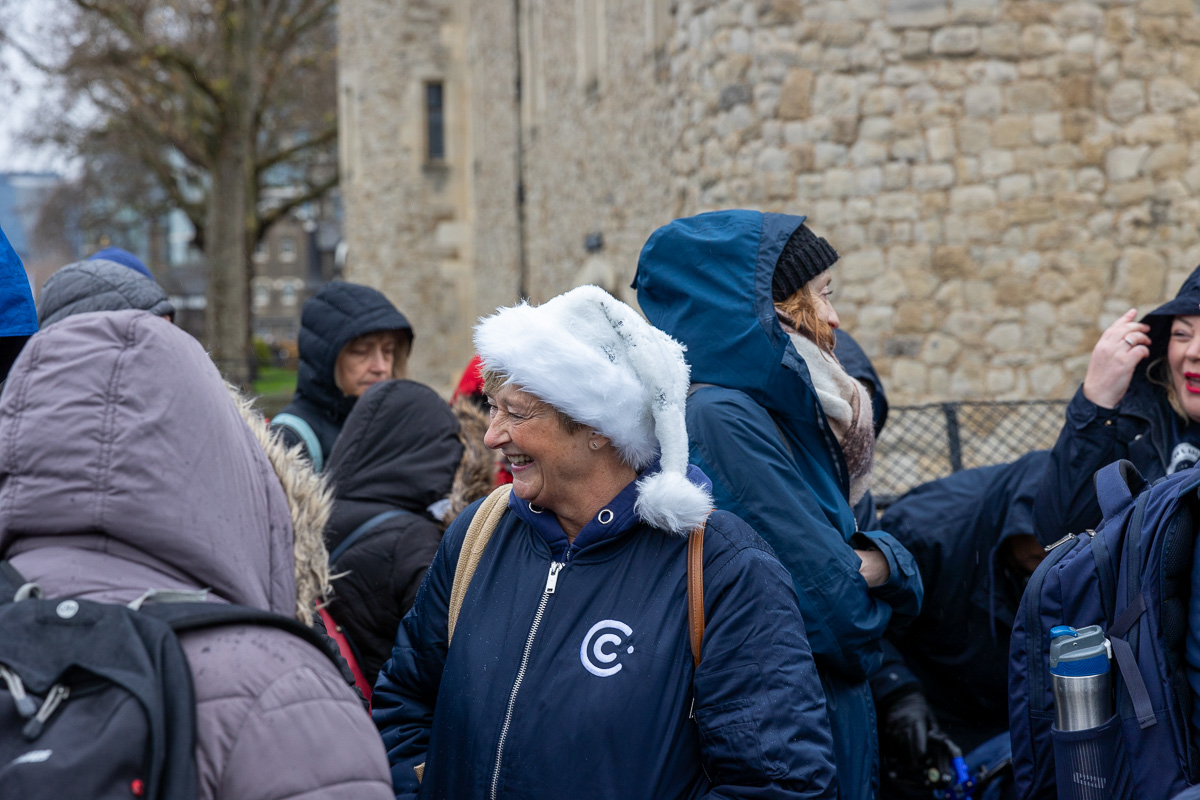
<box><xmin>1034</xmin><ymin>265</ymin><xmax>1200</xmax><ymax>544</ymax></box>
<box><xmin>0</xmin><ymin>224</ymin><xmax>37</xmax><ymax>385</ymax></box>
<box><xmin>635</xmin><ymin>210</ymin><xmax>924</xmax><ymax>800</ymax></box>
<box><xmin>871</xmin><ymin>450</ymin><xmax>1050</xmax><ymax>798</ymax></box>
<box><xmin>372</xmin><ymin>285</ymin><xmax>837</xmax><ymax>800</ymax></box>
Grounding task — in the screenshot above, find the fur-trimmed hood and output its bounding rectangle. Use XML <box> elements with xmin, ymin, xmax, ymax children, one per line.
<box><xmin>0</xmin><ymin>310</ymin><xmax>331</xmax><ymax>623</ymax></box>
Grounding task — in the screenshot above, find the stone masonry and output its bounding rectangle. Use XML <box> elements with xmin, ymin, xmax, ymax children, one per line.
<box><xmin>340</xmin><ymin>0</ymin><xmax>1195</xmax><ymax>403</ymax></box>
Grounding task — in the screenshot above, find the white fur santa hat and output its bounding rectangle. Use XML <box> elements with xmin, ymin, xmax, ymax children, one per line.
<box><xmin>474</xmin><ymin>285</ymin><xmax>713</xmax><ymax>535</ymax></box>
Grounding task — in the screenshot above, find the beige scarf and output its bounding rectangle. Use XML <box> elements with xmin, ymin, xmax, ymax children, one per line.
<box><xmin>787</xmin><ymin>331</ymin><xmax>876</xmax><ymax>506</ymax></box>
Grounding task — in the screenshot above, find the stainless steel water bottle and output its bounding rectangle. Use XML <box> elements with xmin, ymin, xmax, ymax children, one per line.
<box><xmin>1049</xmin><ymin>624</ymin><xmax>1112</xmax><ymax>731</ymax></box>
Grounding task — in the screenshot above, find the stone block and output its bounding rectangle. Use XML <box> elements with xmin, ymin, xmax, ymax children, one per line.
<box><xmin>992</xmin><ymin>115</ymin><xmax>1032</xmax><ymax>148</ymax></box>
<box><xmin>933</xmin><ymin>245</ymin><xmax>971</xmax><ymax>278</ymax></box>
<box><xmin>981</xmin><ymin>149</ymin><xmax>1016</xmax><ymax>178</ymax></box>
<box><xmin>1124</xmin><ymin>114</ymin><xmax>1177</xmax><ymax>145</ymax></box>
<box><xmin>832</xmin><ymin>115</ymin><xmax>860</xmax><ymax>144</ymax></box>
<box><xmin>761</xmin><ymin>0</ymin><xmax>804</xmax><ymax>24</ymax></box>
<box><xmin>890</xmin><ymin>359</ymin><xmax>930</xmax><ymax>398</ymax></box>
<box><xmin>1055</xmin><ymin>3</ymin><xmax>1104</xmax><ymax>32</ymax></box>
<box><xmin>932</xmin><ymin>26</ymin><xmax>981</xmax><ymax>55</ymax></box>
<box><xmin>997</xmin><ymin>173</ymin><xmax>1034</xmax><ymax>200</ymax></box>
<box><xmin>1062</xmin><ymin>110</ymin><xmax>1095</xmax><ymax>144</ymax></box>
<box><xmin>980</xmin><ymin>23</ymin><xmax>1021</xmax><ymax>58</ymax></box>
<box><xmin>1106</xmin><ymin>146</ymin><xmax>1150</xmax><ymax>182</ymax></box>
<box><xmin>886</xmin><ymin>0</ymin><xmax>949</xmax><ymax>28</ymax></box>
<box><xmin>860</xmin><ymin>117</ymin><xmax>894</xmax><ymax>141</ymax></box>
<box><xmin>1145</xmin><ymin>143</ymin><xmax>1190</xmax><ymax>178</ymax></box>
<box><xmin>778</xmin><ymin>68</ymin><xmax>816</xmax><ymax>119</ymax></box>
<box><xmin>862</xmin><ymin>87</ymin><xmax>903</xmax><ymax>115</ymax></box>
<box><xmin>957</xmin><ymin>120</ymin><xmax>992</xmax><ymax>154</ymax></box>
<box><xmin>912</xmin><ymin>163</ymin><xmax>956</xmax><ymax>190</ymax></box>
<box><xmin>1103</xmin><ymin>179</ymin><xmax>1155</xmax><ymax>207</ymax></box>
<box><xmin>1032</xmin><ymin>113</ymin><xmax>1063</xmax><ymax>144</ymax></box>
<box><xmin>846</xmin><ymin>198</ymin><xmax>875</xmax><ymax>222</ymax></box>
<box><xmin>856</xmin><ymin>166</ymin><xmax>884</xmax><ymax>195</ymax></box>
<box><xmin>1006</xmin><ymin>80</ymin><xmax>1057</xmax><ymax>113</ymax></box>
<box><xmin>921</xmin><ymin>332</ymin><xmax>962</xmax><ymax>365</ymax></box>
<box><xmin>821</xmin><ymin>23</ymin><xmax>866</xmax><ymax>48</ymax></box>
<box><xmin>965</xmin><ymin>84</ymin><xmax>1003</xmax><ymax>117</ymax></box>
<box><xmin>901</xmin><ymin>31</ymin><xmax>932</xmax><ymax>58</ymax></box>
<box><xmin>825</xmin><ymin>168</ymin><xmax>856</xmax><ymax>197</ymax></box>
<box><xmin>813</xmin><ymin>74</ymin><xmax>860</xmax><ymax>115</ymax></box>
<box><xmin>839</xmin><ymin>248</ymin><xmax>885</xmax><ymax>282</ymax></box>
<box><xmin>878</xmin><ymin>192</ymin><xmax>919</xmax><ymax>219</ymax></box>
<box><xmin>1115</xmin><ymin>247</ymin><xmax>1167</xmax><ymax>305</ymax></box>
<box><xmin>1076</xmin><ymin>167</ymin><xmax>1106</xmax><ymax>193</ymax></box>
<box><xmin>884</xmin><ymin>163</ymin><xmax>911</xmax><ymax>190</ymax></box>
<box><xmin>1022</xmin><ymin>24</ymin><xmax>1064</xmax><ymax>57</ymax></box>
<box><xmin>851</xmin><ymin>140</ymin><xmax>889</xmax><ymax>165</ymax></box>
<box><xmin>952</xmin><ymin>0</ymin><xmax>1000</xmax><ymax>22</ymax></box>
<box><xmin>1143</xmin><ymin>0</ymin><xmax>1191</xmax><ymax>15</ymax></box>
<box><xmin>718</xmin><ymin>84</ymin><xmax>754</xmax><ymax>111</ymax></box>
<box><xmin>986</xmin><ymin>367</ymin><xmax>1017</xmax><ymax>393</ymax></box>
<box><xmin>892</xmin><ymin>136</ymin><xmax>926</xmax><ymax>161</ymax></box>
<box><xmin>1150</xmin><ymin>76</ymin><xmax>1200</xmax><ymax>113</ymax></box>
<box><xmin>987</xmin><ymin>322</ymin><xmax>1023</xmax><ymax>351</ymax></box>
<box><xmin>926</xmin><ymin>126</ymin><xmax>956</xmax><ymax>161</ymax></box>
<box><xmin>885</xmin><ymin>65</ymin><xmax>927</xmax><ymax>86</ymax></box>
<box><xmin>1010</xmin><ymin>199</ymin><xmax>1056</xmax><ymax>224</ymax></box>
<box><xmin>815</xmin><ymin>142</ymin><xmax>849</xmax><ymax>169</ymax></box>
<box><xmin>1106</xmin><ymin>80</ymin><xmax>1145</xmax><ymax>122</ymax></box>
<box><xmin>950</xmin><ymin>184</ymin><xmax>998</xmax><ymax>212</ymax></box>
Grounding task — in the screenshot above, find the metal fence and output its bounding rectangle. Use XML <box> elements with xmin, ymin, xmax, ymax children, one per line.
<box><xmin>872</xmin><ymin>400</ymin><xmax>1068</xmax><ymax>509</ymax></box>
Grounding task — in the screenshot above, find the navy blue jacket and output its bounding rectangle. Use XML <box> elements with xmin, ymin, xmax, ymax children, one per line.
<box><xmin>635</xmin><ymin>210</ymin><xmax>923</xmax><ymax>800</ymax></box>
<box><xmin>276</xmin><ymin>281</ymin><xmax>413</xmax><ymax>462</ymax></box>
<box><xmin>372</xmin><ymin>473</ymin><xmax>837</xmax><ymax>800</ymax></box>
<box><xmin>1033</xmin><ymin>265</ymin><xmax>1200</xmax><ymax>545</ymax></box>
<box><xmin>873</xmin><ymin>451</ymin><xmax>1049</xmax><ymax>751</ymax></box>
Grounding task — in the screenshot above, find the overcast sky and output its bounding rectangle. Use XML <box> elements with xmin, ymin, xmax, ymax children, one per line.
<box><xmin>0</xmin><ymin>6</ymin><xmax>67</xmax><ymax>174</ymax></box>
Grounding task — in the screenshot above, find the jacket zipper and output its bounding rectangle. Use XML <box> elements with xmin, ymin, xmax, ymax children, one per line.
<box><xmin>490</xmin><ymin>559</ymin><xmax>566</xmax><ymax>800</ymax></box>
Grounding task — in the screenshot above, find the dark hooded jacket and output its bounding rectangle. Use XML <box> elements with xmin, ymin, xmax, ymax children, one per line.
<box><xmin>872</xmin><ymin>450</ymin><xmax>1050</xmax><ymax>751</ymax></box>
<box><xmin>0</xmin><ymin>310</ymin><xmax>392</xmax><ymax>800</ymax></box>
<box><xmin>324</xmin><ymin>380</ymin><xmax>463</xmax><ymax>685</ymax></box>
<box><xmin>276</xmin><ymin>281</ymin><xmax>413</xmax><ymax>464</ymax></box>
<box><xmin>38</xmin><ymin>259</ymin><xmax>175</xmax><ymax>326</ymax></box>
<box><xmin>835</xmin><ymin>329</ymin><xmax>889</xmax><ymax>532</ymax></box>
<box><xmin>635</xmin><ymin>210</ymin><xmax>923</xmax><ymax>800</ymax></box>
<box><xmin>1034</xmin><ymin>265</ymin><xmax>1200</xmax><ymax>545</ymax></box>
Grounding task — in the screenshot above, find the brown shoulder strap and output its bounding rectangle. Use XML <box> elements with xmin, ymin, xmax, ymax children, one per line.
<box><xmin>446</xmin><ymin>484</ymin><xmax>512</xmax><ymax>645</ymax></box>
<box><xmin>687</xmin><ymin>522</ymin><xmax>706</xmax><ymax>667</ymax></box>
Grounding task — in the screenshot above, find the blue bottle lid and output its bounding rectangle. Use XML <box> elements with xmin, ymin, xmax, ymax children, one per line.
<box><xmin>1050</xmin><ymin>624</ymin><xmax>1110</xmax><ymax>677</ymax></box>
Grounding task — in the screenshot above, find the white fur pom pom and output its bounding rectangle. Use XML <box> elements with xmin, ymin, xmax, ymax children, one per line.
<box><xmin>634</xmin><ymin>470</ymin><xmax>714</xmax><ymax>536</ymax></box>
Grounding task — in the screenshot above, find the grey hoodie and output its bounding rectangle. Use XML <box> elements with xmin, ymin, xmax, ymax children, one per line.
<box><xmin>0</xmin><ymin>310</ymin><xmax>392</xmax><ymax>800</ymax></box>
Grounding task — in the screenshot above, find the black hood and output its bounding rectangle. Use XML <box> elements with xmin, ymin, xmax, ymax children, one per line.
<box><xmin>295</xmin><ymin>281</ymin><xmax>413</xmax><ymax>424</ymax></box>
<box><xmin>325</xmin><ymin>380</ymin><xmax>462</xmax><ymax>518</ymax></box>
<box><xmin>834</xmin><ymin>329</ymin><xmax>888</xmax><ymax>437</ymax></box>
<box><xmin>1143</xmin><ymin>264</ymin><xmax>1200</xmax><ymax>364</ymax></box>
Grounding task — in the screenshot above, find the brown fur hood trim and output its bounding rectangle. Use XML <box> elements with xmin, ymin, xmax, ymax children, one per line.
<box><xmin>444</xmin><ymin>397</ymin><xmax>503</xmax><ymax>527</ymax></box>
<box><xmin>228</xmin><ymin>383</ymin><xmax>333</xmax><ymax>624</ymax></box>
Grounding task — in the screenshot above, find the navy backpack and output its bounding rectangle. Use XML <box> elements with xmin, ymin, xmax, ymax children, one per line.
<box><xmin>1009</xmin><ymin>460</ymin><xmax>1200</xmax><ymax>799</ymax></box>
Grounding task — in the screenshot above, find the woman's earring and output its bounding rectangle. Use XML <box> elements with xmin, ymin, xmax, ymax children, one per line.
<box><xmin>590</xmin><ymin>440</ymin><xmax>600</xmax><ymax>450</ymax></box>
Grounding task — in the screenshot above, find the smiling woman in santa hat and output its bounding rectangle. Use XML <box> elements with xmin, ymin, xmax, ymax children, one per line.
<box><xmin>372</xmin><ymin>285</ymin><xmax>837</xmax><ymax>800</ymax></box>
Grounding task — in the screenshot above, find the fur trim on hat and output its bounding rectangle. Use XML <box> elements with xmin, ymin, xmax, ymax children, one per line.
<box><xmin>474</xmin><ymin>285</ymin><xmax>713</xmax><ymax>534</ymax></box>
<box><xmin>227</xmin><ymin>383</ymin><xmax>333</xmax><ymax>624</ymax></box>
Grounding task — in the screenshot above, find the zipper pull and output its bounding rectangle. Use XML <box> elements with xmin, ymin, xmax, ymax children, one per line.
<box><xmin>1044</xmin><ymin>532</ymin><xmax>1076</xmax><ymax>552</ymax></box>
<box><xmin>545</xmin><ymin>562</ymin><xmax>565</xmax><ymax>594</ymax></box>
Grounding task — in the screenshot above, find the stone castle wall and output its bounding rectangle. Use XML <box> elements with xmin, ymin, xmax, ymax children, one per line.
<box><xmin>342</xmin><ymin>0</ymin><xmax>1196</xmax><ymax>402</ymax></box>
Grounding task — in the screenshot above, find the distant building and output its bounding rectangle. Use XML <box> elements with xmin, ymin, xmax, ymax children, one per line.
<box><xmin>340</xmin><ymin>0</ymin><xmax>1200</xmax><ymax>403</ymax></box>
<box><xmin>0</xmin><ymin>171</ymin><xmax>78</xmax><ymax>296</ymax></box>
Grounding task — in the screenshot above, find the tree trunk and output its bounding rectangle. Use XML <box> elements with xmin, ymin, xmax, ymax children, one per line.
<box><xmin>205</xmin><ymin>0</ymin><xmax>260</xmax><ymax>387</ymax></box>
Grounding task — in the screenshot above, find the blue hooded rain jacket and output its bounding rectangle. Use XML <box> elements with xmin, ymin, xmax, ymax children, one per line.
<box><xmin>372</xmin><ymin>467</ymin><xmax>839</xmax><ymax>800</ymax></box>
<box><xmin>634</xmin><ymin>210</ymin><xmax>924</xmax><ymax>800</ymax></box>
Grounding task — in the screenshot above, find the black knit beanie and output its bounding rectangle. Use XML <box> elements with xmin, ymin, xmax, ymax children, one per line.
<box><xmin>772</xmin><ymin>224</ymin><xmax>840</xmax><ymax>302</ymax></box>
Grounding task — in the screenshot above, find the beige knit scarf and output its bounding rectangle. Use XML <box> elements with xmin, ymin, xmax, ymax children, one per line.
<box><xmin>787</xmin><ymin>331</ymin><xmax>876</xmax><ymax>506</ymax></box>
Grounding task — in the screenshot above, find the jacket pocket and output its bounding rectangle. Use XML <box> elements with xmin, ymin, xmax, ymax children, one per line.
<box><xmin>693</xmin><ymin>664</ymin><xmax>786</xmax><ymax>782</ymax></box>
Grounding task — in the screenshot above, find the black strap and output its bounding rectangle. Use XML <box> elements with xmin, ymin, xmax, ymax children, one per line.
<box><xmin>1108</xmin><ymin>592</ymin><xmax>1157</xmax><ymax>730</ymax></box>
<box><xmin>329</xmin><ymin>509</ymin><xmax>413</xmax><ymax>564</ymax></box>
<box><xmin>139</xmin><ymin>602</ymin><xmax>343</xmax><ymax>673</ymax></box>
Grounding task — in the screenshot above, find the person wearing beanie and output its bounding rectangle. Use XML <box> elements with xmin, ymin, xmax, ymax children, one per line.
<box><xmin>88</xmin><ymin>246</ymin><xmax>155</xmax><ymax>280</ymax></box>
<box><xmin>272</xmin><ymin>281</ymin><xmax>413</xmax><ymax>471</ymax></box>
<box><xmin>1034</xmin><ymin>264</ymin><xmax>1200</xmax><ymax>544</ymax></box>
<box><xmin>37</xmin><ymin>258</ymin><xmax>176</xmax><ymax>327</ymax></box>
<box><xmin>635</xmin><ymin>210</ymin><xmax>924</xmax><ymax>800</ymax></box>
<box><xmin>372</xmin><ymin>285</ymin><xmax>837</xmax><ymax>800</ymax></box>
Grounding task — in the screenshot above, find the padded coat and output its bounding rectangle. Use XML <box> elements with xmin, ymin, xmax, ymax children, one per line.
<box><xmin>0</xmin><ymin>311</ymin><xmax>393</xmax><ymax>800</ymax></box>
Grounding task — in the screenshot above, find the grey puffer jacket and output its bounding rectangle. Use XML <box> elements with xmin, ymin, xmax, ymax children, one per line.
<box><xmin>37</xmin><ymin>258</ymin><xmax>175</xmax><ymax>325</ymax></box>
<box><xmin>0</xmin><ymin>310</ymin><xmax>392</xmax><ymax>800</ymax></box>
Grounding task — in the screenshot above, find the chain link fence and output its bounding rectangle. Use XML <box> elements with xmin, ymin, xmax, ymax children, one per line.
<box><xmin>873</xmin><ymin>400</ymin><xmax>1068</xmax><ymax>509</ymax></box>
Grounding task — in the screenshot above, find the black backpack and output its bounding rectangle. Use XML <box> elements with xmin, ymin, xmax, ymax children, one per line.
<box><xmin>0</xmin><ymin>561</ymin><xmax>339</xmax><ymax>799</ymax></box>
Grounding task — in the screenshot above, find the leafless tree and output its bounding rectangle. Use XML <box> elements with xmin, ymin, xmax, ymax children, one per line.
<box><xmin>2</xmin><ymin>0</ymin><xmax>337</xmax><ymax>383</ymax></box>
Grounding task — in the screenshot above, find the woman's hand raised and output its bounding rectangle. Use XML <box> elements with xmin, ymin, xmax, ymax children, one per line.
<box><xmin>1082</xmin><ymin>308</ymin><xmax>1151</xmax><ymax>409</ymax></box>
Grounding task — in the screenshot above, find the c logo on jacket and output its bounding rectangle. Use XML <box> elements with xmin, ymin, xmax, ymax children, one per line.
<box><xmin>580</xmin><ymin>619</ymin><xmax>634</xmax><ymax>677</ymax></box>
